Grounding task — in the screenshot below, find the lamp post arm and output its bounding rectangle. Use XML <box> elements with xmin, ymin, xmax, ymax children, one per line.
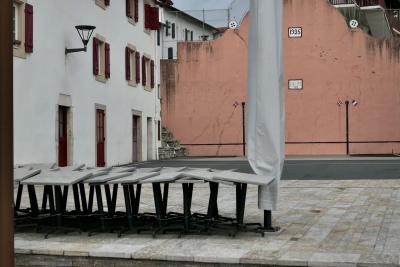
<box><xmin>65</xmin><ymin>47</ymin><xmax>87</xmax><ymax>55</ymax></box>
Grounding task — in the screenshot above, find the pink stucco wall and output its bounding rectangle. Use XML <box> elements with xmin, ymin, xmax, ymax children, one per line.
<box><xmin>161</xmin><ymin>0</ymin><xmax>400</xmax><ymax>156</ymax></box>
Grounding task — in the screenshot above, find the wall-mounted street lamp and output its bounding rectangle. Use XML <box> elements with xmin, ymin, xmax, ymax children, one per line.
<box><xmin>65</xmin><ymin>25</ymin><xmax>96</xmax><ymax>55</ymax></box>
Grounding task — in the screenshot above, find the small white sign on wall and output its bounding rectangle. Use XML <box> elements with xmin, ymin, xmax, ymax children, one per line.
<box><xmin>288</xmin><ymin>79</ymin><xmax>303</xmax><ymax>90</ymax></box>
<box><xmin>288</xmin><ymin>27</ymin><xmax>302</xmax><ymax>38</ymax></box>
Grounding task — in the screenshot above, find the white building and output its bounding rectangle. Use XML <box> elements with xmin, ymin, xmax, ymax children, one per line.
<box><xmin>158</xmin><ymin>5</ymin><xmax>219</xmax><ymax>59</ymax></box>
<box><xmin>13</xmin><ymin>0</ymin><xmax>167</xmax><ymax>167</ymax></box>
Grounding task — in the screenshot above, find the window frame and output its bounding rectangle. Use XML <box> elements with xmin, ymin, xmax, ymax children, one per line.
<box><xmin>127</xmin><ymin>43</ymin><xmax>138</xmax><ymax>87</ymax></box>
<box><xmin>94</xmin><ymin>34</ymin><xmax>108</xmax><ymax>83</ymax></box>
<box><xmin>13</xmin><ymin>0</ymin><xmax>26</xmax><ymax>59</ymax></box>
<box><xmin>142</xmin><ymin>54</ymin><xmax>152</xmax><ymax>90</ymax></box>
<box><xmin>127</xmin><ymin>0</ymin><xmax>138</xmax><ymax>25</ymax></box>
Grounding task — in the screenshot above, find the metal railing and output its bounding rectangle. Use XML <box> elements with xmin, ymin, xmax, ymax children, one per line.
<box><xmin>329</xmin><ymin>0</ymin><xmax>383</xmax><ymax>7</ymax></box>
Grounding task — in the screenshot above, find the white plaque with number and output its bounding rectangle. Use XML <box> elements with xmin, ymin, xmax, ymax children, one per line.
<box><xmin>288</xmin><ymin>27</ymin><xmax>302</xmax><ymax>38</ymax></box>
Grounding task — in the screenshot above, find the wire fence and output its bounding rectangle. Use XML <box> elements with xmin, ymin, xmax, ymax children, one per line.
<box><xmin>168</xmin><ymin>9</ymin><xmax>231</xmax><ymax>28</ymax></box>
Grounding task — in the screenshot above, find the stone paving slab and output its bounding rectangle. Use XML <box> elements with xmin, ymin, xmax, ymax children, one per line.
<box><xmin>14</xmin><ymin>179</ymin><xmax>400</xmax><ymax>266</ymax></box>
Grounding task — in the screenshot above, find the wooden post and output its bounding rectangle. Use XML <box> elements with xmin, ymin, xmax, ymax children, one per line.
<box><xmin>0</xmin><ymin>0</ymin><xmax>15</xmax><ymax>266</ymax></box>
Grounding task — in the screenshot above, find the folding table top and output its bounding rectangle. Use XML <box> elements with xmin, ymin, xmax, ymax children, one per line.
<box><xmin>14</xmin><ymin>167</ymin><xmax>41</xmax><ymax>183</ymax></box>
<box><xmin>109</xmin><ymin>166</ymin><xmax>137</xmax><ymax>173</ymax></box>
<box><xmin>212</xmin><ymin>172</ymin><xmax>275</xmax><ymax>186</ymax></box>
<box><xmin>84</xmin><ymin>172</ymin><xmax>132</xmax><ymax>184</ymax></box>
<box><xmin>139</xmin><ymin>171</ymin><xmax>184</xmax><ymax>184</ymax></box>
<box><xmin>160</xmin><ymin>167</ymin><xmax>187</xmax><ymax>173</ymax></box>
<box><xmin>21</xmin><ymin>168</ymin><xmax>93</xmax><ymax>186</ymax></box>
<box><xmin>180</xmin><ymin>169</ymin><xmax>217</xmax><ymax>182</ymax></box>
<box><xmin>107</xmin><ymin>171</ymin><xmax>160</xmax><ymax>185</ymax></box>
<box><xmin>136</xmin><ymin>167</ymin><xmax>163</xmax><ymax>173</ymax></box>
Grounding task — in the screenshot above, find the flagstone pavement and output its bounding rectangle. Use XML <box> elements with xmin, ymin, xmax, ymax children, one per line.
<box><xmin>14</xmin><ymin>179</ymin><xmax>400</xmax><ymax>266</ymax></box>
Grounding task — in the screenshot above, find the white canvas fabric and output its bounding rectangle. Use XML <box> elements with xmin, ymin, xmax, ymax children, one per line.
<box><xmin>247</xmin><ymin>0</ymin><xmax>285</xmax><ymax>211</ymax></box>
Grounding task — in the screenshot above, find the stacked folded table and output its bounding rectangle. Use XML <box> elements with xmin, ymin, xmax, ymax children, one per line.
<box><xmin>14</xmin><ymin>164</ymin><xmax>275</xmax><ymax>237</ymax></box>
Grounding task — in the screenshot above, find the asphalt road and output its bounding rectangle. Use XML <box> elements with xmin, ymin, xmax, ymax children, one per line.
<box><xmin>136</xmin><ymin>157</ymin><xmax>400</xmax><ymax>180</ymax></box>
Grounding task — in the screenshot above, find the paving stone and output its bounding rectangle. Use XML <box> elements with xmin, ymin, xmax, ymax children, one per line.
<box><xmin>277</xmin><ymin>250</ymin><xmax>314</xmax><ymax>266</ymax></box>
<box><xmin>14</xmin><ymin>180</ymin><xmax>400</xmax><ymax>266</ymax></box>
<box><xmin>309</xmin><ymin>252</ymin><xmax>360</xmax><ymax>267</ymax></box>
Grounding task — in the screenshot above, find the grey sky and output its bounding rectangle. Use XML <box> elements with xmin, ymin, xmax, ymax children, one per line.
<box><xmin>172</xmin><ymin>0</ymin><xmax>249</xmax><ymax>27</ymax></box>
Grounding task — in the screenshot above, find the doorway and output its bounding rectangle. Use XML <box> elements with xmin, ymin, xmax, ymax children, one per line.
<box><xmin>58</xmin><ymin>106</ymin><xmax>69</xmax><ymax>167</ymax></box>
<box><xmin>132</xmin><ymin>115</ymin><xmax>141</xmax><ymax>162</ymax></box>
<box><xmin>96</xmin><ymin>109</ymin><xmax>106</xmax><ymax>167</ymax></box>
<box><xmin>147</xmin><ymin>117</ymin><xmax>153</xmax><ymax>160</ymax></box>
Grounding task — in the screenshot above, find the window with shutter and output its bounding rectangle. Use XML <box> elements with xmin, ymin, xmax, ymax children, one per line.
<box><xmin>142</xmin><ymin>55</ymin><xmax>147</xmax><ymax>86</ymax></box>
<box><xmin>105</xmin><ymin>43</ymin><xmax>110</xmax><ymax>79</ymax></box>
<box><xmin>93</xmin><ymin>35</ymin><xmax>108</xmax><ymax>83</ymax></box>
<box><xmin>127</xmin><ymin>0</ymin><xmax>138</xmax><ymax>24</ymax></box>
<box><xmin>150</xmin><ymin>60</ymin><xmax>155</xmax><ymax>89</ymax></box>
<box><xmin>134</xmin><ymin>0</ymin><xmax>139</xmax><ymax>22</ymax></box>
<box><xmin>93</xmin><ymin>38</ymin><xmax>99</xmax><ymax>75</ymax></box>
<box><xmin>144</xmin><ymin>4</ymin><xmax>151</xmax><ymax>29</ymax></box>
<box><xmin>166</xmin><ymin>21</ymin><xmax>170</xmax><ymax>36</ymax></box>
<box><xmin>135</xmin><ymin>52</ymin><xmax>141</xmax><ymax>84</ymax></box>
<box><xmin>151</xmin><ymin>7</ymin><xmax>160</xmax><ymax>30</ymax></box>
<box><xmin>141</xmin><ymin>55</ymin><xmax>153</xmax><ymax>90</ymax></box>
<box><xmin>126</xmin><ymin>0</ymin><xmax>131</xmax><ymax>17</ymax></box>
<box><xmin>184</xmin><ymin>29</ymin><xmax>188</xmax><ymax>41</ymax></box>
<box><xmin>144</xmin><ymin>4</ymin><xmax>159</xmax><ymax>30</ymax></box>
<box><xmin>191</xmin><ymin>31</ymin><xmax>194</xmax><ymax>41</ymax></box>
<box><xmin>168</xmin><ymin>47</ymin><xmax>173</xmax><ymax>59</ymax></box>
<box><xmin>125</xmin><ymin>47</ymin><xmax>131</xmax><ymax>81</ymax></box>
<box><xmin>126</xmin><ymin>44</ymin><xmax>138</xmax><ymax>87</ymax></box>
<box><xmin>24</xmin><ymin>3</ymin><xmax>33</xmax><ymax>53</ymax></box>
<box><xmin>171</xmin><ymin>23</ymin><xmax>175</xmax><ymax>39</ymax></box>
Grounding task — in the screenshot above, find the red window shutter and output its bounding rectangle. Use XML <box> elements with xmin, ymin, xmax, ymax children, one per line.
<box><xmin>151</xmin><ymin>7</ymin><xmax>160</xmax><ymax>30</ymax></box>
<box><xmin>105</xmin><ymin>43</ymin><xmax>110</xmax><ymax>79</ymax></box>
<box><xmin>104</xmin><ymin>0</ymin><xmax>110</xmax><ymax>6</ymax></box>
<box><xmin>142</xmin><ymin>55</ymin><xmax>146</xmax><ymax>86</ymax></box>
<box><xmin>150</xmin><ymin>60</ymin><xmax>155</xmax><ymax>88</ymax></box>
<box><xmin>135</xmin><ymin>52</ymin><xmax>141</xmax><ymax>84</ymax></box>
<box><xmin>93</xmin><ymin>38</ymin><xmax>99</xmax><ymax>75</ymax></box>
<box><xmin>144</xmin><ymin>4</ymin><xmax>150</xmax><ymax>29</ymax></box>
<box><xmin>126</xmin><ymin>0</ymin><xmax>131</xmax><ymax>18</ymax></box>
<box><xmin>125</xmin><ymin>47</ymin><xmax>131</xmax><ymax>81</ymax></box>
<box><xmin>134</xmin><ymin>0</ymin><xmax>139</xmax><ymax>22</ymax></box>
<box><xmin>24</xmin><ymin>4</ymin><xmax>33</xmax><ymax>53</ymax></box>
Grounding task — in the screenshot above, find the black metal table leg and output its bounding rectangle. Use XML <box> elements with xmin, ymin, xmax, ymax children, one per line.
<box><xmin>88</xmin><ymin>185</ymin><xmax>94</xmax><ymax>213</ymax></box>
<box><xmin>95</xmin><ymin>185</ymin><xmax>105</xmax><ymax>230</ymax></box>
<box><xmin>72</xmin><ymin>184</ymin><xmax>81</xmax><ymax>213</ymax></box>
<box><xmin>47</xmin><ymin>186</ymin><xmax>55</xmax><ymax>215</ymax></box>
<box><xmin>162</xmin><ymin>183</ymin><xmax>169</xmax><ymax>216</ymax></box>
<box><xmin>104</xmin><ymin>184</ymin><xmax>112</xmax><ymax>213</ymax></box>
<box><xmin>132</xmin><ymin>184</ymin><xmax>141</xmax><ymax>215</ymax></box>
<box><xmin>110</xmin><ymin>184</ymin><xmax>118</xmax><ymax>215</ymax></box>
<box><xmin>79</xmin><ymin>184</ymin><xmax>88</xmax><ymax>214</ymax></box>
<box><xmin>61</xmin><ymin>186</ymin><xmax>69</xmax><ymax>212</ymax></box>
<box><xmin>207</xmin><ymin>182</ymin><xmax>219</xmax><ymax>220</ymax></box>
<box><xmin>260</xmin><ymin>210</ymin><xmax>280</xmax><ymax>233</ymax></box>
<box><xmin>27</xmin><ymin>185</ymin><xmax>39</xmax><ymax>217</ymax></box>
<box><xmin>123</xmin><ymin>185</ymin><xmax>133</xmax><ymax>229</ymax></box>
<box><xmin>182</xmin><ymin>183</ymin><xmax>194</xmax><ymax>233</ymax></box>
<box><xmin>236</xmin><ymin>183</ymin><xmax>247</xmax><ymax>226</ymax></box>
<box><xmin>15</xmin><ymin>184</ymin><xmax>23</xmax><ymax>211</ymax></box>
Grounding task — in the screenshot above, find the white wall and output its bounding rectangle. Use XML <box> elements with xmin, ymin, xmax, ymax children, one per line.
<box><xmin>14</xmin><ymin>0</ymin><xmax>161</xmax><ymax>166</ymax></box>
<box><xmin>159</xmin><ymin>8</ymin><xmax>217</xmax><ymax>59</ymax></box>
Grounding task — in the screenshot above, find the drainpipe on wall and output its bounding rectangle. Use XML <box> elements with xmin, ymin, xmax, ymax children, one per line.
<box><xmin>0</xmin><ymin>1</ymin><xmax>15</xmax><ymax>266</ymax></box>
